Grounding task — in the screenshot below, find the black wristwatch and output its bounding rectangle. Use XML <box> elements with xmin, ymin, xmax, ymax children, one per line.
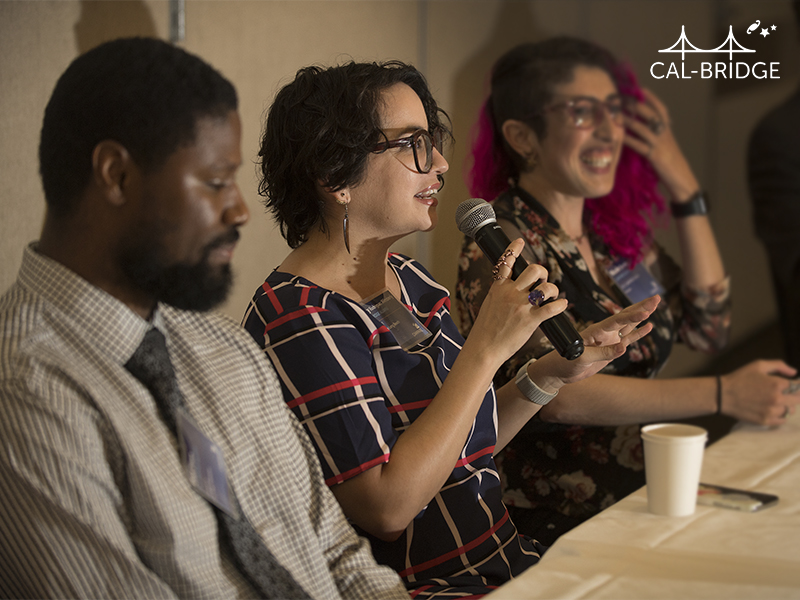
<box><xmin>670</xmin><ymin>191</ymin><xmax>709</xmax><ymax>218</ymax></box>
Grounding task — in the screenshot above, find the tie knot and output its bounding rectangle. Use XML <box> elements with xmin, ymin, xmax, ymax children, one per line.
<box><xmin>140</xmin><ymin>327</ymin><xmax>169</xmax><ymax>355</ymax></box>
<box><xmin>125</xmin><ymin>328</ymin><xmax>182</xmax><ymax>431</ymax></box>
<box><xmin>127</xmin><ymin>328</ymin><xmax>172</xmax><ymax>378</ymax></box>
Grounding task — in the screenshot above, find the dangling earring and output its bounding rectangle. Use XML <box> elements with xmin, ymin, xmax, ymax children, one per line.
<box><xmin>525</xmin><ymin>153</ymin><xmax>538</xmax><ymax>172</ymax></box>
<box><xmin>336</xmin><ymin>193</ymin><xmax>350</xmax><ymax>254</ymax></box>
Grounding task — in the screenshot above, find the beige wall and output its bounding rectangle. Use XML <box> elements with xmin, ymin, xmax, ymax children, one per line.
<box><xmin>2</xmin><ymin>0</ymin><xmax>797</xmax><ymax>377</ymax></box>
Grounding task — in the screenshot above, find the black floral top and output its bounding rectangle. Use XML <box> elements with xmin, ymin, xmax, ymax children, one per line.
<box><xmin>456</xmin><ymin>187</ymin><xmax>731</xmax><ymax>528</ymax></box>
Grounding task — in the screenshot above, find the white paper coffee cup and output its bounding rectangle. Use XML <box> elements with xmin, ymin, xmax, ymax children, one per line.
<box><xmin>641</xmin><ymin>423</ymin><xmax>708</xmax><ymax>516</ymax></box>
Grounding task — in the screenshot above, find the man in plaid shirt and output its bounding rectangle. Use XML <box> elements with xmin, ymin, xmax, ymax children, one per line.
<box><xmin>0</xmin><ymin>37</ymin><xmax>408</xmax><ymax>600</ymax></box>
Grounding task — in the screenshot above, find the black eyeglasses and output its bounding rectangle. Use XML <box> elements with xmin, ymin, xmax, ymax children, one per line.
<box><xmin>372</xmin><ymin>128</ymin><xmax>445</xmax><ymax>174</ymax></box>
<box><xmin>542</xmin><ymin>96</ymin><xmax>635</xmax><ymax>129</ymax></box>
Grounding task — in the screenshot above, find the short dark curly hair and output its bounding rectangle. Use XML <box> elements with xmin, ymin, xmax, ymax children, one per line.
<box><xmin>258</xmin><ymin>61</ymin><xmax>451</xmax><ymax>249</ymax></box>
<box><xmin>39</xmin><ymin>37</ymin><xmax>237</xmax><ymax>217</ymax></box>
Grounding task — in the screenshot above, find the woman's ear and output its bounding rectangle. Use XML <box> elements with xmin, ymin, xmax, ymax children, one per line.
<box><xmin>502</xmin><ymin>119</ymin><xmax>540</xmax><ymax>157</ymax></box>
<box><xmin>317</xmin><ymin>182</ymin><xmax>350</xmax><ymax>206</ymax></box>
<box><xmin>92</xmin><ymin>140</ymin><xmax>133</xmax><ymax>207</ymax></box>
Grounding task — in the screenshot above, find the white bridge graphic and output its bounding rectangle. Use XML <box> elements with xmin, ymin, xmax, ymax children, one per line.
<box><xmin>659</xmin><ymin>26</ymin><xmax>755</xmax><ymax>60</ymax></box>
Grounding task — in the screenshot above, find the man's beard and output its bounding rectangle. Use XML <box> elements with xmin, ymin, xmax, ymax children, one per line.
<box><xmin>120</xmin><ymin>227</ymin><xmax>239</xmax><ymax>312</ymax></box>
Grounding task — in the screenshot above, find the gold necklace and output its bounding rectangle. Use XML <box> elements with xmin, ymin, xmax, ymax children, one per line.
<box><xmin>568</xmin><ymin>227</ymin><xmax>588</xmax><ymax>245</ymax></box>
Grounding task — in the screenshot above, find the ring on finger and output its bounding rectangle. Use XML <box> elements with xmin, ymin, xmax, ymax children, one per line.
<box><xmin>492</xmin><ymin>250</ymin><xmax>515</xmax><ymax>280</ymax></box>
<box><xmin>527</xmin><ymin>289</ymin><xmax>545</xmax><ymax>307</ymax></box>
<box><xmin>492</xmin><ymin>263</ymin><xmax>509</xmax><ymax>280</ymax></box>
<box><xmin>782</xmin><ymin>380</ymin><xmax>800</xmax><ymax>395</ymax></box>
<box><xmin>648</xmin><ymin>118</ymin><xmax>664</xmax><ymax>135</ymax></box>
<box><xmin>493</xmin><ymin>250</ymin><xmax>514</xmax><ymax>270</ymax></box>
<box><xmin>495</xmin><ymin>249</ymin><xmax>514</xmax><ymax>267</ymax></box>
<box><xmin>491</xmin><ymin>262</ymin><xmax>509</xmax><ymax>280</ymax></box>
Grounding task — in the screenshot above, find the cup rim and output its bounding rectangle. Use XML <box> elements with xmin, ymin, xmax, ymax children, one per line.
<box><xmin>641</xmin><ymin>423</ymin><xmax>708</xmax><ymax>442</ymax></box>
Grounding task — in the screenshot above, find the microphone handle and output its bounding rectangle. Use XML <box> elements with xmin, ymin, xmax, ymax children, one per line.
<box><xmin>474</xmin><ymin>224</ymin><xmax>584</xmax><ymax>360</ymax></box>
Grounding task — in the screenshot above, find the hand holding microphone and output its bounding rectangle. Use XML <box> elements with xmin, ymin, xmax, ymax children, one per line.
<box><xmin>456</xmin><ymin>198</ymin><xmax>585</xmax><ymax>360</ymax></box>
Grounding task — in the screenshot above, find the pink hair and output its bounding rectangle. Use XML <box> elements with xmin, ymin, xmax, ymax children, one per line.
<box><xmin>466</xmin><ymin>62</ymin><xmax>665</xmax><ymax>265</ymax></box>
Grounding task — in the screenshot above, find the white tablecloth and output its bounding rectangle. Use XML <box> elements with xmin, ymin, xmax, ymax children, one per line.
<box><xmin>488</xmin><ymin>415</ymin><xmax>800</xmax><ymax>599</ymax></box>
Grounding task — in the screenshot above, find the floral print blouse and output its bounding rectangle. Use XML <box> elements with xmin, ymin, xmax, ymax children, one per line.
<box><xmin>456</xmin><ymin>186</ymin><xmax>731</xmax><ymax>529</ymax></box>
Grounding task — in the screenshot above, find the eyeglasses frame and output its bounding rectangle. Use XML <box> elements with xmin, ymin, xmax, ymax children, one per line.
<box><xmin>539</xmin><ymin>95</ymin><xmax>636</xmax><ymax>130</ymax></box>
<box><xmin>371</xmin><ymin>128</ymin><xmax>445</xmax><ymax>174</ymax></box>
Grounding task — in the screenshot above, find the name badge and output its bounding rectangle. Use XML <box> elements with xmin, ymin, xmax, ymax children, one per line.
<box><xmin>176</xmin><ymin>410</ymin><xmax>238</xmax><ymax>518</ymax></box>
<box><xmin>605</xmin><ymin>257</ymin><xmax>666</xmax><ymax>305</ymax></box>
<box><xmin>361</xmin><ymin>288</ymin><xmax>432</xmax><ymax>350</ymax></box>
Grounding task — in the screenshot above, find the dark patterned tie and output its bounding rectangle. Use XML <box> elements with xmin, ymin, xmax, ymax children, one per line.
<box><xmin>125</xmin><ymin>328</ymin><xmax>310</xmax><ymax>599</ymax></box>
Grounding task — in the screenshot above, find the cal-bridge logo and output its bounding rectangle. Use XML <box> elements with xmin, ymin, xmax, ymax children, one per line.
<box><xmin>651</xmin><ymin>23</ymin><xmax>779</xmax><ymax>80</ymax></box>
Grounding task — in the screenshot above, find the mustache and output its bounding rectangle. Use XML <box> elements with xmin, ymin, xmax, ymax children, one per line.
<box><xmin>205</xmin><ymin>227</ymin><xmax>241</xmax><ymax>252</ymax></box>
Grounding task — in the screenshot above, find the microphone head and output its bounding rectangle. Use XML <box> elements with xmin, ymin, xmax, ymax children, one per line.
<box><xmin>455</xmin><ymin>198</ymin><xmax>496</xmax><ymax>238</ymax></box>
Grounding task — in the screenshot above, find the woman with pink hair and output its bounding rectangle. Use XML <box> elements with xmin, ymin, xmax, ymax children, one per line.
<box><xmin>457</xmin><ymin>37</ymin><xmax>799</xmax><ymax>545</ymax></box>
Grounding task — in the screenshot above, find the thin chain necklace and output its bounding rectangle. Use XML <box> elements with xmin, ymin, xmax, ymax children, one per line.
<box><xmin>568</xmin><ymin>227</ymin><xmax>588</xmax><ymax>245</ymax></box>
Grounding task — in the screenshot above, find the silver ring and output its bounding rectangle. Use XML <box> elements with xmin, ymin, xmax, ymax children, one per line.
<box><xmin>782</xmin><ymin>380</ymin><xmax>800</xmax><ymax>395</ymax></box>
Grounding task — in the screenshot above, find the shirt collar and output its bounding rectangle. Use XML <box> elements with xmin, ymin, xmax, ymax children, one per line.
<box><xmin>17</xmin><ymin>243</ymin><xmax>160</xmax><ymax>365</ymax></box>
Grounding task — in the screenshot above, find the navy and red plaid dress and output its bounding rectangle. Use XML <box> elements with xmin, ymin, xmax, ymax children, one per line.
<box><xmin>243</xmin><ymin>253</ymin><xmax>542</xmax><ymax>598</ymax></box>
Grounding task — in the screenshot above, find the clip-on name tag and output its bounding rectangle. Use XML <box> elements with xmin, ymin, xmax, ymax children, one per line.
<box><xmin>176</xmin><ymin>409</ymin><xmax>238</xmax><ymax>518</ymax></box>
<box><xmin>605</xmin><ymin>257</ymin><xmax>665</xmax><ymax>305</ymax></box>
<box><xmin>361</xmin><ymin>289</ymin><xmax>432</xmax><ymax>351</ymax></box>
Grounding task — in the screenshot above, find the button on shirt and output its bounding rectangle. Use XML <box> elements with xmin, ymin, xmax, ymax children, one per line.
<box><xmin>0</xmin><ymin>244</ymin><xmax>408</xmax><ymax>600</ymax></box>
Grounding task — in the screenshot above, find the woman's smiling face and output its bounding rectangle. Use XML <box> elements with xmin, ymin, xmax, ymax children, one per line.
<box><xmin>531</xmin><ymin>65</ymin><xmax>624</xmax><ymax>200</ymax></box>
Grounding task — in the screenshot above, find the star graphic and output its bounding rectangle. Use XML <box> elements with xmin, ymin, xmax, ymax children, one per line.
<box><xmin>761</xmin><ymin>28</ymin><xmax>770</xmax><ymax>37</ymax></box>
<box><xmin>771</xmin><ymin>24</ymin><xmax>777</xmax><ymax>31</ymax></box>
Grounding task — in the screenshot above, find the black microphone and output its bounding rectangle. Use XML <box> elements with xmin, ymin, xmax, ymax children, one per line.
<box><xmin>456</xmin><ymin>198</ymin><xmax>584</xmax><ymax>360</ymax></box>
